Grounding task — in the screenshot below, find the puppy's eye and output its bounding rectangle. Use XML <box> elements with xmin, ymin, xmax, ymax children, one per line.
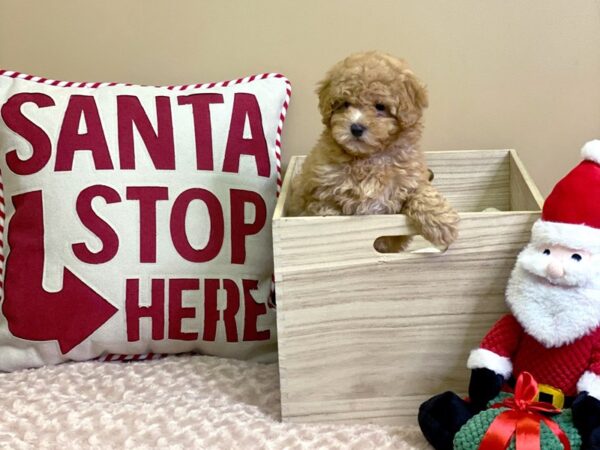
<box><xmin>572</xmin><ymin>253</ymin><xmax>582</xmax><ymax>261</ymax></box>
<box><xmin>375</xmin><ymin>103</ymin><xmax>386</xmax><ymax>112</ymax></box>
<box><xmin>543</xmin><ymin>249</ymin><xmax>551</xmax><ymax>255</ymax></box>
<box><xmin>333</xmin><ymin>101</ymin><xmax>350</xmax><ymax>111</ymax></box>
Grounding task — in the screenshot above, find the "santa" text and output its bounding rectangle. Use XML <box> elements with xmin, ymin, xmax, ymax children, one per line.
<box><xmin>0</xmin><ymin>92</ymin><xmax>270</xmax><ymax>176</ymax></box>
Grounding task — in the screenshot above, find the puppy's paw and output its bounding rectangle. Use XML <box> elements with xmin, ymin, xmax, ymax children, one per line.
<box><xmin>420</xmin><ymin>210</ymin><xmax>460</xmax><ymax>248</ymax></box>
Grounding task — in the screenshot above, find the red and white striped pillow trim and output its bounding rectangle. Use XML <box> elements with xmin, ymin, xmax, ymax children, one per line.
<box><xmin>0</xmin><ymin>70</ymin><xmax>292</xmax><ymax>360</ymax></box>
<box><xmin>94</xmin><ymin>353</ymin><xmax>169</xmax><ymax>363</ymax></box>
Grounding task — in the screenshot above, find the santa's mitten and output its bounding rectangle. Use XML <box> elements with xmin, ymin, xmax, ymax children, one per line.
<box><xmin>572</xmin><ymin>392</ymin><xmax>600</xmax><ymax>449</ymax></box>
<box><xmin>468</xmin><ymin>368</ymin><xmax>504</xmax><ymax>411</ymax></box>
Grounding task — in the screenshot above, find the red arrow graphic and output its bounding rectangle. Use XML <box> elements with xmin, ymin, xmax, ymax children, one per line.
<box><xmin>2</xmin><ymin>190</ymin><xmax>118</xmax><ymax>354</ymax></box>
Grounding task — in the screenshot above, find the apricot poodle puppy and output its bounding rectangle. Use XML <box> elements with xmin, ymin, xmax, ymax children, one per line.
<box><xmin>288</xmin><ymin>51</ymin><xmax>459</xmax><ymax>252</ymax></box>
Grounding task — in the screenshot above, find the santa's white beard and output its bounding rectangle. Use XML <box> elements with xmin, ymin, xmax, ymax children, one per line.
<box><xmin>507</xmin><ymin>255</ymin><xmax>600</xmax><ymax>348</ymax></box>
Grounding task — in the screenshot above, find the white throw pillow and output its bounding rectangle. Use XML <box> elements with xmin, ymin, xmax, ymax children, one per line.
<box><xmin>0</xmin><ymin>70</ymin><xmax>291</xmax><ymax>371</ymax></box>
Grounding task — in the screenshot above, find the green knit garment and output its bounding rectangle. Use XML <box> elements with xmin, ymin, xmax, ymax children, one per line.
<box><xmin>453</xmin><ymin>393</ymin><xmax>582</xmax><ymax>450</ymax></box>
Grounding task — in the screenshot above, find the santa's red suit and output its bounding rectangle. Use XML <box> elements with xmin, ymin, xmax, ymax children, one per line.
<box><xmin>469</xmin><ymin>314</ymin><xmax>600</xmax><ymax>397</ymax></box>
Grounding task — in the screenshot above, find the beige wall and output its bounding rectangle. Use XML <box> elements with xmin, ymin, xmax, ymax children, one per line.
<box><xmin>1</xmin><ymin>0</ymin><xmax>599</xmax><ymax>196</ymax></box>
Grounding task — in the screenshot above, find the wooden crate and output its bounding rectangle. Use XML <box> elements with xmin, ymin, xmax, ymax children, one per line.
<box><xmin>272</xmin><ymin>149</ymin><xmax>543</xmax><ymax>426</ymax></box>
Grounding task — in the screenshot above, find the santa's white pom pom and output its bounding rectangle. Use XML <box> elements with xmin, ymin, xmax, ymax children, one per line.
<box><xmin>581</xmin><ymin>139</ymin><xmax>600</xmax><ymax>164</ymax></box>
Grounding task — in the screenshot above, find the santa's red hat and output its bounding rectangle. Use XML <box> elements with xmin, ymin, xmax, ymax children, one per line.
<box><xmin>531</xmin><ymin>140</ymin><xmax>600</xmax><ymax>253</ymax></box>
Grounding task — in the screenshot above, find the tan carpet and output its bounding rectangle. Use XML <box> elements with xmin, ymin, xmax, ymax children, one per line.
<box><xmin>0</xmin><ymin>355</ymin><xmax>430</xmax><ymax>449</ymax></box>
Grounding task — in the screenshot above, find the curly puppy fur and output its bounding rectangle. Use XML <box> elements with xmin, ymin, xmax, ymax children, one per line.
<box><xmin>288</xmin><ymin>51</ymin><xmax>459</xmax><ymax>252</ymax></box>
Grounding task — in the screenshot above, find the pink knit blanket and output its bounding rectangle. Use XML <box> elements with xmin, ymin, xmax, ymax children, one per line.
<box><xmin>0</xmin><ymin>355</ymin><xmax>428</xmax><ymax>448</ymax></box>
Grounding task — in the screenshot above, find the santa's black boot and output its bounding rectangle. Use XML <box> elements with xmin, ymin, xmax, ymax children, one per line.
<box><xmin>418</xmin><ymin>391</ymin><xmax>475</xmax><ymax>450</ymax></box>
<box><xmin>588</xmin><ymin>428</ymin><xmax>600</xmax><ymax>450</ymax></box>
<box><xmin>572</xmin><ymin>392</ymin><xmax>600</xmax><ymax>450</ymax></box>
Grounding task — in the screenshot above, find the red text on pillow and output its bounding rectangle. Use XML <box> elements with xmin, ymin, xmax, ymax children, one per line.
<box><xmin>1</xmin><ymin>92</ymin><xmax>270</xmax><ymax>176</ymax></box>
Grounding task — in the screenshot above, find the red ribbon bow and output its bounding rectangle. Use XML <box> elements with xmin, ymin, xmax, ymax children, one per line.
<box><xmin>478</xmin><ymin>372</ymin><xmax>571</xmax><ymax>450</ymax></box>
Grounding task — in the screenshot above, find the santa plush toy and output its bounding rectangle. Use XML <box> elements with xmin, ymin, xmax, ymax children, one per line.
<box><xmin>419</xmin><ymin>140</ymin><xmax>600</xmax><ymax>450</ymax></box>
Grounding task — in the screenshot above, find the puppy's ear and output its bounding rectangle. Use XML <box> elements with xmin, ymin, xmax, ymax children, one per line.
<box><xmin>395</xmin><ymin>70</ymin><xmax>429</xmax><ymax>128</ymax></box>
<box><xmin>316</xmin><ymin>76</ymin><xmax>334</xmax><ymax>125</ymax></box>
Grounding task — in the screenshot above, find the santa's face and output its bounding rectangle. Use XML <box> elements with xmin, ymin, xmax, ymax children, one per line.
<box><xmin>506</xmin><ymin>244</ymin><xmax>600</xmax><ymax>347</ymax></box>
<box><xmin>519</xmin><ymin>244</ymin><xmax>594</xmax><ymax>287</ymax></box>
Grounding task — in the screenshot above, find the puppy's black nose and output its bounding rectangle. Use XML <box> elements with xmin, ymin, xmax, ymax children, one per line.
<box><xmin>350</xmin><ymin>123</ymin><xmax>366</xmax><ymax>137</ymax></box>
